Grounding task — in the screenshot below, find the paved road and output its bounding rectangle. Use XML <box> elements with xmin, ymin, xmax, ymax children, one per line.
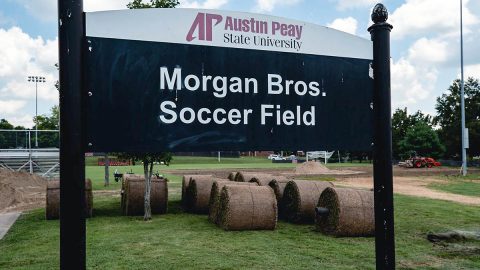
<box><xmin>0</xmin><ymin>212</ymin><xmax>21</xmax><ymax>240</ymax></box>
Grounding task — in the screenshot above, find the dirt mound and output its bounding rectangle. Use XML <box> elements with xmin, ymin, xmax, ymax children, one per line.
<box><xmin>293</xmin><ymin>161</ymin><xmax>330</xmax><ymax>174</ymax></box>
<box><xmin>0</xmin><ymin>169</ymin><xmax>47</xmax><ymax>213</ymax></box>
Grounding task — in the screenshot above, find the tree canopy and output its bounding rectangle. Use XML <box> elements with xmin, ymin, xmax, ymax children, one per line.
<box><xmin>434</xmin><ymin>78</ymin><xmax>480</xmax><ymax>157</ymax></box>
<box><xmin>398</xmin><ymin>121</ymin><xmax>445</xmax><ymax>159</ymax></box>
<box><xmin>392</xmin><ymin>108</ymin><xmax>433</xmax><ymax>159</ymax></box>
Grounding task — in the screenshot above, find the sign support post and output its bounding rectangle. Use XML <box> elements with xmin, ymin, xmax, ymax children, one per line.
<box><xmin>58</xmin><ymin>0</ymin><xmax>86</xmax><ymax>269</ymax></box>
<box><xmin>368</xmin><ymin>4</ymin><xmax>395</xmax><ymax>269</ymax></box>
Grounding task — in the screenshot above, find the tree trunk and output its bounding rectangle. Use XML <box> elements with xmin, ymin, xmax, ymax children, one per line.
<box><xmin>104</xmin><ymin>153</ymin><xmax>109</xmax><ymax>187</ymax></box>
<box><xmin>143</xmin><ymin>161</ymin><xmax>153</xmax><ymax>220</ymax></box>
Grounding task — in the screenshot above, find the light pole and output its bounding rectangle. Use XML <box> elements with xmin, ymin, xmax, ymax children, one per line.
<box><xmin>27</xmin><ymin>75</ymin><xmax>46</xmax><ymax>148</ymax></box>
<box><xmin>460</xmin><ymin>0</ymin><xmax>467</xmax><ymax>176</ymax></box>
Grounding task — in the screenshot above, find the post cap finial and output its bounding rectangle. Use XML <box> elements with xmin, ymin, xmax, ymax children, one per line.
<box><xmin>371</xmin><ymin>3</ymin><xmax>388</xmax><ymax>23</ymax></box>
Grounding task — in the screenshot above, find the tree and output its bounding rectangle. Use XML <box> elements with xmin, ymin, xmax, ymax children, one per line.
<box><xmin>124</xmin><ymin>0</ymin><xmax>178</xmax><ymax>220</ymax></box>
<box><xmin>117</xmin><ymin>152</ymin><xmax>172</xmax><ymax>220</ymax></box>
<box><xmin>34</xmin><ymin>105</ymin><xmax>60</xmax><ymax>148</ymax></box>
<box><xmin>434</xmin><ymin>78</ymin><xmax>480</xmax><ymax>158</ymax></box>
<box><xmin>392</xmin><ymin>108</ymin><xmax>433</xmax><ymax>159</ymax></box>
<box><xmin>398</xmin><ymin>122</ymin><xmax>445</xmax><ymax>159</ymax></box>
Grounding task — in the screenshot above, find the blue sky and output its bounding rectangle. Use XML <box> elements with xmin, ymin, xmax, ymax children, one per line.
<box><xmin>0</xmin><ymin>0</ymin><xmax>479</xmax><ymax>127</ymax></box>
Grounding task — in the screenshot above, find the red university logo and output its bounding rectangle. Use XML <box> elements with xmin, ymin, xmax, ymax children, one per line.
<box><xmin>186</xmin><ymin>13</ymin><xmax>223</xmax><ymax>42</ymax></box>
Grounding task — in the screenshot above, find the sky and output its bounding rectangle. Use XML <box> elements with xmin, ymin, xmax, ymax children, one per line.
<box><xmin>0</xmin><ymin>0</ymin><xmax>479</xmax><ymax>128</ymax></box>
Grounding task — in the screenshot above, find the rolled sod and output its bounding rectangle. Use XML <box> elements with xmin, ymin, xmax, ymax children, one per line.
<box><xmin>46</xmin><ymin>179</ymin><xmax>93</xmax><ymax>220</ymax></box>
<box><xmin>208</xmin><ymin>181</ymin><xmax>258</xmax><ymax>224</ymax></box>
<box><xmin>181</xmin><ymin>175</ymin><xmax>212</xmax><ymax>210</ymax></box>
<box><xmin>124</xmin><ymin>177</ymin><xmax>168</xmax><ymax>216</ymax></box>
<box><xmin>218</xmin><ymin>185</ymin><xmax>277</xmax><ymax>231</ymax></box>
<box><xmin>121</xmin><ymin>174</ymin><xmax>144</xmax><ymax>215</ymax></box>
<box><xmin>268</xmin><ymin>177</ymin><xmax>290</xmax><ymax>219</ymax></box>
<box><xmin>316</xmin><ymin>187</ymin><xmax>374</xmax><ymax>237</ymax></box>
<box><xmin>227</xmin><ymin>172</ymin><xmax>238</xmax><ymax>181</ymax></box>
<box><xmin>248</xmin><ymin>174</ymin><xmax>276</xmax><ymax>186</ymax></box>
<box><xmin>234</xmin><ymin>172</ymin><xmax>258</xmax><ymax>182</ymax></box>
<box><xmin>186</xmin><ymin>177</ymin><xmax>227</xmax><ymax>214</ymax></box>
<box><xmin>283</xmin><ymin>180</ymin><xmax>334</xmax><ymax>223</ymax></box>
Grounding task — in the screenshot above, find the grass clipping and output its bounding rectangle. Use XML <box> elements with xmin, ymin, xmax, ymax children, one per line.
<box><xmin>186</xmin><ymin>177</ymin><xmax>227</xmax><ymax>214</ymax></box>
<box><xmin>283</xmin><ymin>180</ymin><xmax>333</xmax><ymax>223</ymax></box>
<box><xmin>208</xmin><ymin>181</ymin><xmax>258</xmax><ymax>224</ymax></box>
<box><xmin>181</xmin><ymin>175</ymin><xmax>212</xmax><ymax>210</ymax></box>
<box><xmin>316</xmin><ymin>187</ymin><xmax>374</xmax><ymax>236</ymax></box>
<box><xmin>46</xmin><ymin>179</ymin><xmax>93</xmax><ymax>220</ymax></box>
<box><xmin>124</xmin><ymin>177</ymin><xmax>168</xmax><ymax>216</ymax></box>
<box><xmin>218</xmin><ymin>185</ymin><xmax>277</xmax><ymax>231</ymax></box>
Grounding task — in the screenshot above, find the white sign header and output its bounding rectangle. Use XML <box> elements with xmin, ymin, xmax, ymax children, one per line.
<box><xmin>86</xmin><ymin>8</ymin><xmax>372</xmax><ymax>59</ymax></box>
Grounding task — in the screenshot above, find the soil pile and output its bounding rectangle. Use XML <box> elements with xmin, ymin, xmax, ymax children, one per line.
<box><xmin>293</xmin><ymin>161</ymin><xmax>330</xmax><ymax>174</ymax></box>
<box><xmin>0</xmin><ymin>169</ymin><xmax>47</xmax><ymax>213</ymax></box>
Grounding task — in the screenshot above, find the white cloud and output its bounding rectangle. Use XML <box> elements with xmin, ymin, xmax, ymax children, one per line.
<box><xmin>16</xmin><ymin>0</ymin><xmax>57</xmax><ymax>21</ymax></box>
<box><xmin>390</xmin><ymin>0</ymin><xmax>479</xmax><ymax>39</ymax></box>
<box><xmin>327</xmin><ymin>17</ymin><xmax>358</xmax><ymax>35</ymax></box>
<box><xmin>391</xmin><ymin>58</ymin><xmax>438</xmax><ymax>108</ymax></box>
<box><xmin>180</xmin><ymin>0</ymin><xmax>228</xmax><ymax>9</ymax></box>
<box><xmin>335</xmin><ymin>0</ymin><xmax>377</xmax><ymax>10</ymax></box>
<box><xmin>254</xmin><ymin>0</ymin><xmax>301</xmax><ymax>12</ymax></box>
<box><xmin>407</xmin><ymin>37</ymin><xmax>449</xmax><ymax>64</ymax></box>
<box><xmin>0</xmin><ymin>27</ymin><xmax>59</xmax><ymax>103</ymax></box>
<box><xmin>0</xmin><ymin>100</ymin><xmax>26</xmax><ymax>115</ymax></box>
<box><xmin>7</xmin><ymin>114</ymin><xmax>34</xmax><ymax>128</ymax></box>
<box><xmin>463</xmin><ymin>64</ymin><xmax>480</xmax><ymax>79</ymax></box>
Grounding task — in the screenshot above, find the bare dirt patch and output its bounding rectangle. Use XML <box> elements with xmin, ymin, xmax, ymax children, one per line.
<box><xmin>336</xmin><ymin>176</ymin><xmax>480</xmax><ymax>205</ymax></box>
<box><xmin>0</xmin><ymin>169</ymin><xmax>47</xmax><ymax>213</ymax></box>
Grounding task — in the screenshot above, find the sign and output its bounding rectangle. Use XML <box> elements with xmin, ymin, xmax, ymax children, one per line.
<box><xmin>84</xmin><ymin>9</ymin><xmax>373</xmax><ymax>152</ymax></box>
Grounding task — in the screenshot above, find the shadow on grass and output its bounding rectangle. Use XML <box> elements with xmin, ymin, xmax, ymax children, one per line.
<box><xmin>91</xmin><ymin>196</ymin><xmax>185</xmax><ymax>217</ymax></box>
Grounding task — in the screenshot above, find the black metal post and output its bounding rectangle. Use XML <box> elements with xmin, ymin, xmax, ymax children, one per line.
<box><xmin>58</xmin><ymin>0</ymin><xmax>86</xmax><ymax>269</ymax></box>
<box><xmin>368</xmin><ymin>4</ymin><xmax>395</xmax><ymax>269</ymax></box>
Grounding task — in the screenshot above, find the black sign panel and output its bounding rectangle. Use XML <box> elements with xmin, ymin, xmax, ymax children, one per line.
<box><xmin>85</xmin><ymin>38</ymin><xmax>373</xmax><ymax>152</ymax></box>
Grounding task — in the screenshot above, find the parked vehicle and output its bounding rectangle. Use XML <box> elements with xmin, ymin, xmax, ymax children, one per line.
<box><xmin>398</xmin><ymin>152</ymin><xmax>441</xmax><ymax>168</ymax></box>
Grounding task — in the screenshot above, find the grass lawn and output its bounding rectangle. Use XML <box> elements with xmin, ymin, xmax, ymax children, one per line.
<box><xmin>428</xmin><ymin>174</ymin><xmax>480</xmax><ymax>197</ymax></box>
<box><xmin>1</xmin><ymin>192</ymin><xmax>479</xmax><ymax>269</ymax></box>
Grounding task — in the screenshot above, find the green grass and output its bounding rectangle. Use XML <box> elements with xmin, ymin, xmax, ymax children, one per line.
<box><xmin>428</xmin><ymin>175</ymin><xmax>480</xmax><ymax>197</ymax></box>
<box><xmin>1</xmin><ymin>191</ymin><xmax>479</xmax><ymax>269</ymax></box>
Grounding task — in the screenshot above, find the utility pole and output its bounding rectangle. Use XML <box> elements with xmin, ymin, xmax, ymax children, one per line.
<box><xmin>27</xmin><ymin>76</ymin><xmax>46</xmax><ymax>148</ymax></box>
<box><xmin>460</xmin><ymin>0</ymin><xmax>467</xmax><ymax>176</ymax></box>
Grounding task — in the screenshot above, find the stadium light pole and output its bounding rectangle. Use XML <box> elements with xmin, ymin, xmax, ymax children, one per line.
<box><xmin>460</xmin><ymin>0</ymin><xmax>467</xmax><ymax>176</ymax></box>
<box><xmin>27</xmin><ymin>75</ymin><xmax>46</xmax><ymax>148</ymax></box>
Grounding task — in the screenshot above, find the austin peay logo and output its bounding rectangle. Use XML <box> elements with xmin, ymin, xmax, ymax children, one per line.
<box><xmin>186</xmin><ymin>13</ymin><xmax>222</xmax><ymax>42</ymax></box>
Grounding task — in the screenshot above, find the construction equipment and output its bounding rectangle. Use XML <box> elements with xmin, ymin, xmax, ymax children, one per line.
<box><xmin>398</xmin><ymin>152</ymin><xmax>441</xmax><ymax>168</ymax></box>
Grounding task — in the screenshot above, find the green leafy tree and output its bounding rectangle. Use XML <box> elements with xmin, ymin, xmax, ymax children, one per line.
<box><xmin>398</xmin><ymin>122</ymin><xmax>445</xmax><ymax>159</ymax></box>
<box><xmin>124</xmin><ymin>0</ymin><xmax>178</xmax><ymax>220</ymax></box>
<box><xmin>434</xmin><ymin>78</ymin><xmax>480</xmax><ymax>158</ymax></box>
<box><xmin>392</xmin><ymin>108</ymin><xmax>433</xmax><ymax>159</ymax></box>
<box><xmin>34</xmin><ymin>105</ymin><xmax>60</xmax><ymax>147</ymax></box>
<box><xmin>117</xmin><ymin>152</ymin><xmax>172</xmax><ymax>220</ymax></box>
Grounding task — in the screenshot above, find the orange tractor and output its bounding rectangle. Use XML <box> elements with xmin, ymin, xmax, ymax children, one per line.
<box><xmin>398</xmin><ymin>152</ymin><xmax>441</xmax><ymax>168</ymax></box>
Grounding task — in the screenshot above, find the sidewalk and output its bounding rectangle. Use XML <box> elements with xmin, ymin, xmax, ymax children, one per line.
<box><xmin>0</xmin><ymin>212</ymin><xmax>21</xmax><ymax>240</ymax></box>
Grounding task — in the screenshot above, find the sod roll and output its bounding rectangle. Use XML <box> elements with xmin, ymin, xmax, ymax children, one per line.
<box><xmin>121</xmin><ymin>174</ymin><xmax>144</xmax><ymax>215</ymax></box>
<box><xmin>124</xmin><ymin>177</ymin><xmax>168</xmax><ymax>216</ymax></box>
<box><xmin>182</xmin><ymin>175</ymin><xmax>212</xmax><ymax>210</ymax></box>
<box><xmin>186</xmin><ymin>177</ymin><xmax>227</xmax><ymax>214</ymax></box>
<box><xmin>227</xmin><ymin>172</ymin><xmax>238</xmax><ymax>181</ymax></box>
<box><xmin>316</xmin><ymin>187</ymin><xmax>374</xmax><ymax>236</ymax></box>
<box><xmin>46</xmin><ymin>179</ymin><xmax>93</xmax><ymax>220</ymax></box>
<box><xmin>218</xmin><ymin>185</ymin><xmax>277</xmax><ymax>231</ymax></box>
<box><xmin>208</xmin><ymin>181</ymin><xmax>258</xmax><ymax>224</ymax></box>
<box><xmin>268</xmin><ymin>177</ymin><xmax>290</xmax><ymax>219</ymax></box>
<box><xmin>283</xmin><ymin>180</ymin><xmax>334</xmax><ymax>223</ymax></box>
<box><xmin>234</xmin><ymin>172</ymin><xmax>258</xmax><ymax>182</ymax></box>
<box><xmin>248</xmin><ymin>174</ymin><xmax>276</xmax><ymax>186</ymax></box>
